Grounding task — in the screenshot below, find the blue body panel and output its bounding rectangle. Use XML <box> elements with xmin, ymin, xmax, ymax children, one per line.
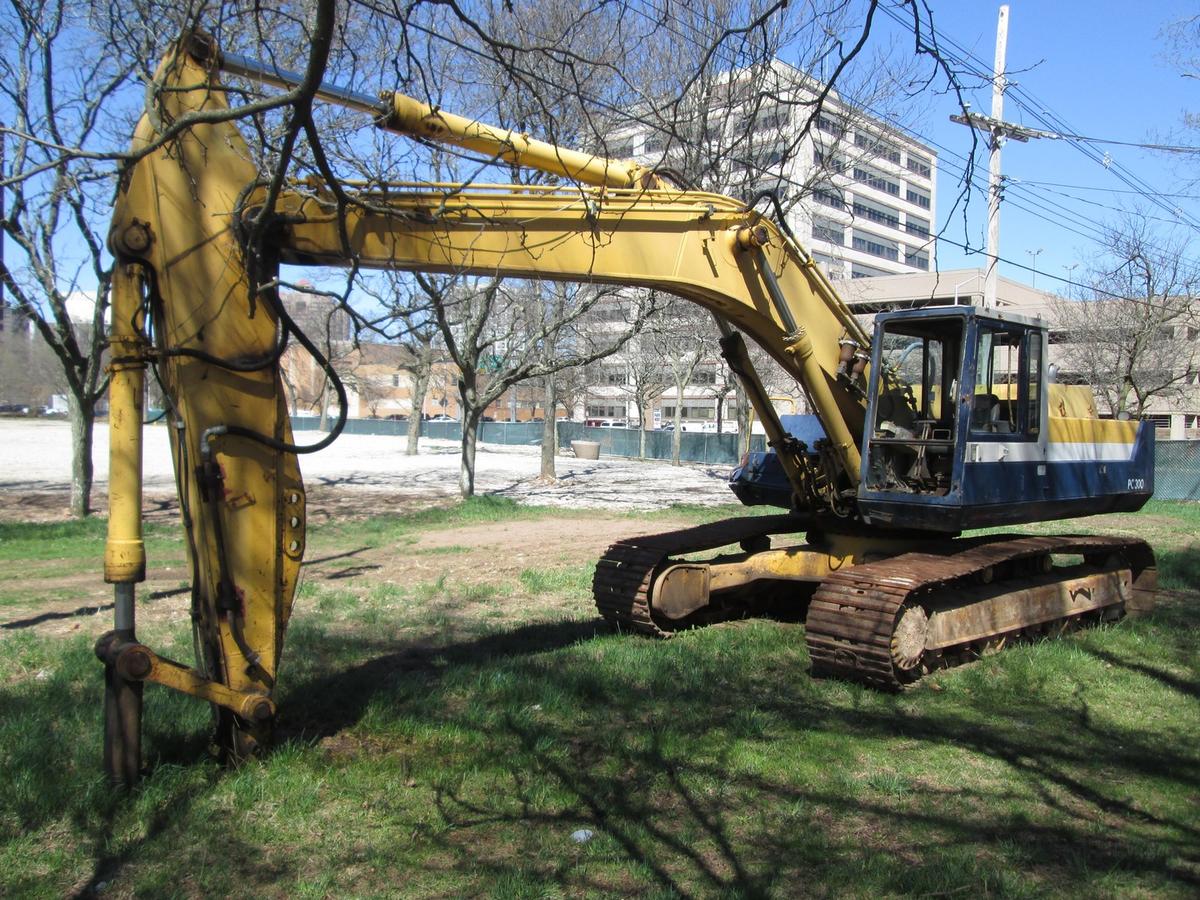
<box><xmin>728</xmin><ymin>306</ymin><xmax>1156</xmax><ymax>532</ymax></box>
<box><xmin>728</xmin><ymin>415</ymin><xmax>824</xmax><ymax>508</ymax></box>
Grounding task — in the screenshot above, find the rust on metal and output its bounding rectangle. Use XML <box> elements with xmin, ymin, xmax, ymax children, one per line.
<box><xmin>592</xmin><ymin>514</ymin><xmax>807</xmax><ymax>637</ymax></box>
<box><xmin>806</xmin><ymin>534</ymin><xmax>1155</xmax><ymax>690</ymax></box>
<box><xmin>595</xmin><ymin>522</ymin><xmax>1156</xmax><ymax>691</ymax></box>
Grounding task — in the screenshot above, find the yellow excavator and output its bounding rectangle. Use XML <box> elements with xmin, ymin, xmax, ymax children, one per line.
<box><xmin>98</xmin><ymin>35</ymin><xmax>1155</xmax><ymax>784</ymax></box>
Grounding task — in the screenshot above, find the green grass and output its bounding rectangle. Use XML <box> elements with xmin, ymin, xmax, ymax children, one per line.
<box><xmin>0</xmin><ymin>518</ymin><xmax>179</xmax><ymax>564</ymax></box>
<box><xmin>0</xmin><ymin>499</ymin><xmax>1197</xmax><ymax>897</ymax></box>
<box><xmin>519</xmin><ymin>564</ymin><xmax>596</xmax><ymax>597</ymax></box>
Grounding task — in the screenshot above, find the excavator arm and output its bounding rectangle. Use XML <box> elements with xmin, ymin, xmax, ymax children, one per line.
<box><xmin>99</xmin><ymin>38</ymin><xmax>877</xmax><ymax>781</ymax></box>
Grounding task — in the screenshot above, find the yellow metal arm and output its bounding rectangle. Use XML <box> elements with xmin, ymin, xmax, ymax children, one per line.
<box><xmin>382</xmin><ymin>93</ymin><xmax>663</xmax><ymax>190</ymax></box>
<box><xmin>101</xmin><ymin>37</ymin><xmax>873</xmax><ymax>772</ymax></box>
<box><xmin>265</xmin><ymin>180</ymin><xmax>866</xmax><ymax>478</ymax></box>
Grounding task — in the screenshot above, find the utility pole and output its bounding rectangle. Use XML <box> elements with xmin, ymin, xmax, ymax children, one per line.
<box><xmin>984</xmin><ymin>5</ymin><xmax>1009</xmax><ymax>309</ymax></box>
<box><xmin>951</xmin><ymin>6</ymin><xmax>1058</xmax><ymax>307</ymax></box>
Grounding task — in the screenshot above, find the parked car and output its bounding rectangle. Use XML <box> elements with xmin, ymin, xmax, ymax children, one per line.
<box><xmin>428</xmin><ymin>414</ymin><xmax>457</xmax><ymax>422</ymax></box>
<box><xmin>384</xmin><ymin>413</ymin><xmax>408</xmax><ymax>421</ymax></box>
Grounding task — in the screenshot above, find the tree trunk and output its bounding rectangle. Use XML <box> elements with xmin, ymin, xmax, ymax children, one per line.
<box><xmin>671</xmin><ymin>389</ymin><xmax>684</xmax><ymax>466</ymax></box>
<box><xmin>69</xmin><ymin>390</ymin><xmax>95</xmax><ymax>518</ymax></box>
<box><xmin>735</xmin><ymin>381</ymin><xmax>751</xmax><ymax>450</ymax></box>
<box><xmin>540</xmin><ymin>374</ymin><xmax>557</xmax><ymax>479</ymax></box>
<box><xmin>460</xmin><ymin>412</ymin><xmax>479</xmax><ymax>497</ymax></box>
<box><xmin>318</xmin><ymin>377</ymin><xmax>331</xmax><ymax>432</ymax></box>
<box><xmin>407</xmin><ymin>367</ymin><xmax>430</xmax><ymax>456</ymax></box>
<box><xmin>639</xmin><ymin>407</ymin><xmax>647</xmax><ymax>459</ymax></box>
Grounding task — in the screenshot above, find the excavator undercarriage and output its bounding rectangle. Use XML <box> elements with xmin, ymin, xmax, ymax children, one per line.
<box><xmin>594</xmin><ymin>515</ymin><xmax>1156</xmax><ymax>689</ymax></box>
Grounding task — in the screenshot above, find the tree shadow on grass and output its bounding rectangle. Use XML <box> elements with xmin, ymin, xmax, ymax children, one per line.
<box><xmin>268</xmin><ymin>613</ymin><xmax>1200</xmax><ymax>896</ymax></box>
<box><xmin>0</xmin><ymin>586</ymin><xmax>189</xmax><ymax>631</ymax></box>
<box><xmin>274</xmin><ymin>617</ymin><xmax>602</xmax><ymax>741</ymax></box>
<box><xmin>9</xmin><ymin>594</ymin><xmax>1197</xmax><ymax>896</ymax></box>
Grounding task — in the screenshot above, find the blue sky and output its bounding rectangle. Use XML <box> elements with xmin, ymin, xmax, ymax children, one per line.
<box><xmin>892</xmin><ymin>1</ymin><xmax>1199</xmax><ymax>291</ymax></box>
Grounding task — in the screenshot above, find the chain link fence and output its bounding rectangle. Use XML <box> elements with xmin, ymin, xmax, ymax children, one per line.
<box><xmin>291</xmin><ymin>417</ymin><xmax>1199</xmax><ymax>499</ymax></box>
<box><xmin>1156</xmin><ymin>440</ymin><xmax>1200</xmax><ymax>501</ymax></box>
<box><xmin>290</xmin><ymin>416</ymin><xmax>765</xmax><ymax>465</ymax></box>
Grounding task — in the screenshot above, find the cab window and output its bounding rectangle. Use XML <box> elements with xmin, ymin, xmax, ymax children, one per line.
<box><xmin>972</xmin><ymin>325</ymin><xmax>1041</xmax><ymax>437</ymax></box>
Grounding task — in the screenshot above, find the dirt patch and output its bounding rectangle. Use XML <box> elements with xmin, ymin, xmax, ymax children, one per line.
<box><xmin>298</xmin><ymin>513</ymin><xmax>690</xmax><ymax>604</ymax></box>
<box><xmin>0</xmin><ymin>489</ymin><xmax>183</xmax><ymax>525</ymax></box>
<box><xmin>0</xmin><ymin>509</ymin><xmax>694</xmax><ymax>641</ymax></box>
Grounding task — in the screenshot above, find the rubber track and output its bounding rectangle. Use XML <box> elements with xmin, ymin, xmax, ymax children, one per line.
<box><xmin>592</xmin><ymin>514</ymin><xmax>807</xmax><ymax>637</ymax></box>
<box><xmin>806</xmin><ymin>534</ymin><xmax>1155</xmax><ymax>690</ymax></box>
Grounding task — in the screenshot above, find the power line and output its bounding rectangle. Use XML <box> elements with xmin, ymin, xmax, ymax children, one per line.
<box><xmin>341</xmin><ymin>0</ymin><xmax>1197</xmax><ymax>306</ymax></box>
<box><xmin>651</xmin><ymin>0</ymin><xmax>1198</xmax><ymax>266</ymax></box>
<box><xmin>1015</xmin><ymin>178</ymin><xmax>1200</xmax><ymax>199</ymax></box>
<box><xmin>876</xmin><ymin>2</ymin><xmax>1200</xmax><ymax>233</ymax></box>
<box><xmin>874</xmin><ymin>6</ymin><xmax>1195</xmax><ymax>200</ymax></box>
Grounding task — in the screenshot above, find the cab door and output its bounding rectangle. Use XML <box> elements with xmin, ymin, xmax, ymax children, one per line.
<box><xmin>960</xmin><ymin>320</ymin><xmax>1049</xmax><ymax>517</ymax></box>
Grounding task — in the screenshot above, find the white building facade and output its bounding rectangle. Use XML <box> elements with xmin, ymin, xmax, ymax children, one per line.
<box><xmin>588</xmin><ymin>63</ymin><xmax>939</xmax><ymax>427</ymax></box>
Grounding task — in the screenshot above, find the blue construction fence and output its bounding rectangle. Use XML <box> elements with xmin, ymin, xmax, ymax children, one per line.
<box><xmin>290</xmin><ymin>416</ymin><xmax>767</xmax><ymax>466</ymax></box>
<box><xmin>1156</xmin><ymin>440</ymin><xmax>1200</xmax><ymax>501</ymax></box>
<box><xmin>289</xmin><ymin>417</ymin><xmax>1200</xmax><ymax>497</ymax></box>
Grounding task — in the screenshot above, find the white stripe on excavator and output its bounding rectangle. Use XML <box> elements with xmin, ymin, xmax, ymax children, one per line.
<box><xmin>965</xmin><ymin>441</ymin><xmax>1137</xmax><ymax>464</ymax></box>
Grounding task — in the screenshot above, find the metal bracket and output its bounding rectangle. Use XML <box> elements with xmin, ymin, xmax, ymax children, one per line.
<box><xmin>96</xmin><ymin>632</ymin><xmax>274</xmax><ymax>724</ymax></box>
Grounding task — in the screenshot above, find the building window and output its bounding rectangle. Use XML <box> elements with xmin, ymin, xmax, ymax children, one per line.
<box><xmin>392</xmin><ymin>374</ymin><xmax>401</xmax><ymax>387</ymax></box>
<box><xmin>604</xmin><ymin>369</ymin><xmax>627</xmax><ymax>386</ymax></box>
<box><xmin>904</xmin><ymin>250</ymin><xmax>930</xmax><ymax>270</ymax></box>
<box><xmin>812</xmin><ymin>217</ymin><xmax>845</xmax><ymax>245</ymax></box>
<box><xmin>587</xmin><ymin>404</ymin><xmax>625</xmax><ymax>418</ymax></box>
<box><xmin>906</xmin><ymin>154</ymin><xmax>932</xmax><ymax>178</ymax></box>
<box><xmin>852</xmin><ymin>230</ymin><xmax>899</xmax><ymax>261</ymax></box>
<box><xmin>817</xmin><ymin>114</ymin><xmax>845</xmax><ymax>137</ymax></box>
<box><xmin>758</xmin><ymin>108</ymin><xmax>788</xmax><ymax>130</ymax></box>
<box><xmin>905</xmin><ymin>216</ymin><xmax>930</xmax><ymax>238</ymax></box>
<box><xmin>851</xmin><ymin>263</ymin><xmax>893</xmax><ymax>278</ymax></box>
<box><xmin>855</xmin><ymin>133</ymin><xmax>901</xmax><ymax>164</ymax></box>
<box><xmin>661</xmin><ymin>404</ymin><xmax>715</xmax><ymax>420</ymax></box>
<box><xmin>643</xmin><ymin>135</ymin><xmax>665</xmax><ymax>155</ymax></box>
<box><xmin>814</xmin><ymin>148</ymin><xmax>847</xmax><ymax>172</ymax></box>
<box><xmin>852</xmin><ymin>199</ymin><xmax>900</xmax><ymax>230</ymax></box>
<box><xmin>906</xmin><ymin>186</ymin><xmax>931</xmax><ymax>209</ymax></box>
<box><xmin>853</xmin><ymin>166</ymin><xmax>900</xmax><ymax>196</ymax></box>
<box><xmin>756</xmin><ymin>147</ymin><xmax>785</xmax><ymax>168</ymax></box>
<box><xmin>813</xmin><ymin>186</ymin><xmax>845</xmax><ymax>210</ymax></box>
<box><xmin>692</xmin><ymin>370</ymin><xmax>717</xmax><ymax>385</ymax></box>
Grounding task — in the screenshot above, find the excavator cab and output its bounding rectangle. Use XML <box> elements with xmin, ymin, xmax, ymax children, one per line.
<box><xmin>857</xmin><ymin>306</ymin><xmax>1153</xmax><ymax>532</ymax></box>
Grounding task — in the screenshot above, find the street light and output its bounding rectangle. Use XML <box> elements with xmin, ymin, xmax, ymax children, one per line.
<box><xmin>1026</xmin><ymin>247</ymin><xmax>1043</xmax><ymax>287</ymax></box>
<box><xmin>953</xmin><ymin>274</ymin><xmax>982</xmax><ymax>306</ymax></box>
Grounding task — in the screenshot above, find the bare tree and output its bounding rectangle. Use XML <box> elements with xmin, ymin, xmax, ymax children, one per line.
<box><xmin>0</xmin><ymin>2</ymin><xmax>146</xmax><ymax>515</ymax></box>
<box><xmin>712</xmin><ymin>358</ymin><xmax>737</xmax><ymax>435</ymax></box>
<box><xmin>427</xmin><ymin>275</ymin><xmax>645</xmax><ymax>496</ymax></box>
<box><xmin>0</xmin><ymin>318</ymin><xmax>64</xmax><ymax>406</ymax></box>
<box><xmin>621</xmin><ymin>303</ymin><xmax>676</xmax><ymax>458</ymax></box>
<box><xmin>1052</xmin><ymin>213</ymin><xmax>1200</xmax><ymax>418</ymax></box>
<box><xmin>0</xmin><ymin>0</ymin><xmax>971</xmax><ymax>517</ymax></box>
<box><xmin>650</xmin><ymin>299</ymin><xmax>715</xmax><ymax>465</ymax></box>
<box><xmin>531</xmin><ymin>282</ymin><xmax>628</xmax><ymax>479</ymax></box>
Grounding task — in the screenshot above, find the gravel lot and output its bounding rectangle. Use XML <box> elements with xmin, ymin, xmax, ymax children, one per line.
<box><xmin>0</xmin><ymin>419</ymin><xmax>741</xmax><ymax>519</ymax></box>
